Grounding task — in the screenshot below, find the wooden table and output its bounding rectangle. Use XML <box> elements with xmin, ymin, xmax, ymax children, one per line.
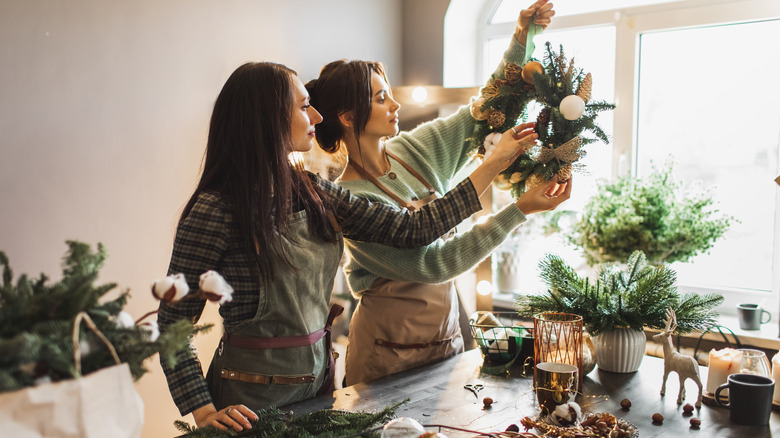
<box><xmin>285</xmin><ymin>349</ymin><xmax>780</xmax><ymax>437</ymax></box>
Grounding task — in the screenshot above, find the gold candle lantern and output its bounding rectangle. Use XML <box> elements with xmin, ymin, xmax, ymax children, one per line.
<box><xmin>533</xmin><ymin>312</ymin><xmax>584</xmax><ymax>391</ymax></box>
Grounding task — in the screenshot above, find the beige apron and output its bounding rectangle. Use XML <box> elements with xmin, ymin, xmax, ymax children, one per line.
<box><xmin>344</xmin><ymin>153</ymin><xmax>464</xmax><ymax>386</ymax></box>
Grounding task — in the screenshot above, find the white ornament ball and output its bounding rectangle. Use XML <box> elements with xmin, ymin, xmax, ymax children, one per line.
<box><xmin>380</xmin><ymin>417</ymin><xmax>426</xmax><ymax>438</ymax></box>
<box><xmin>559</xmin><ymin>95</ymin><xmax>586</xmax><ymax>120</ymax></box>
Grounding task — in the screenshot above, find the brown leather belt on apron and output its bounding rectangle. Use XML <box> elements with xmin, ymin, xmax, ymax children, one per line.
<box><xmin>219</xmin><ymin>303</ymin><xmax>344</xmax><ymax>396</ymax></box>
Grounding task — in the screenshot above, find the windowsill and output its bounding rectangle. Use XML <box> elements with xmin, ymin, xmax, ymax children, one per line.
<box><xmin>492</xmin><ymin>293</ymin><xmax>780</xmax><ymax>351</ymax></box>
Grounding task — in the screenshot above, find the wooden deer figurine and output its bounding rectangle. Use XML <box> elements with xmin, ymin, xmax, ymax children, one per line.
<box><xmin>652</xmin><ymin>308</ymin><xmax>703</xmax><ymax>407</ymax></box>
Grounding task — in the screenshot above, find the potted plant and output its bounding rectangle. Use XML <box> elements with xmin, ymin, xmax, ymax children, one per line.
<box><xmin>516</xmin><ymin>250</ymin><xmax>723</xmax><ymax>373</ymax></box>
<box><xmin>569</xmin><ymin>162</ymin><xmax>735</xmax><ymax>267</ymax></box>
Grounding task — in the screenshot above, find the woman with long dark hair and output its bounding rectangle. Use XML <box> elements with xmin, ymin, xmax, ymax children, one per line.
<box><xmin>306</xmin><ymin>0</ymin><xmax>565</xmax><ymax>386</ymax></box>
<box><xmin>157</xmin><ymin>61</ymin><xmax>550</xmax><ymax>432</ymax></box>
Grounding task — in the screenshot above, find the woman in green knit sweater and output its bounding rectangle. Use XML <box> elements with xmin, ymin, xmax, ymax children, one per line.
<box><xmin>306</xmin><ymin>1</ymin><xmax>566</xmax><ymax>386</ymax></box>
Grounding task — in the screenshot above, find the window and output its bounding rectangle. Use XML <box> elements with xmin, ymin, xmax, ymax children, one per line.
<box><xmin>636</xmin><ymin>19</ymin><xmax>780</xmax><ymax>308</ymax></box>
<box><xmin>446</xmin><ymin>0</ymin><xmax>780</xmax><ymax>317</ymax></box>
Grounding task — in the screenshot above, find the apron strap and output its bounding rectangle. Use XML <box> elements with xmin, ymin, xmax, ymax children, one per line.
<box><xmin>348</xmin><ymin>152</ymin><xmax>437</xmax><ymax>212</ymax></box>
<box><xmin>317</xmin><ymin>303</ymin><xmax>345</xmax><ymax>395</ymax></box>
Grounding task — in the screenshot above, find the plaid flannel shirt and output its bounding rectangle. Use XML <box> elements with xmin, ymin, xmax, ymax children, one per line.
<box><xmin>158</xmin><ymin>173</ymin><xmax>481</xmax><ymax>415</ymax></box>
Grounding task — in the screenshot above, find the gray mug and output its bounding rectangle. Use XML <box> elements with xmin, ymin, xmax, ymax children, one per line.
<box><xmin>716</xmin><ymin>373</ymin><xmax>774</xmax><ymax>425</ymax></box>
<box><xmin>737</xmin><ymin>304</ymin><xmax>771</xmax><ymax>330</ymax></box>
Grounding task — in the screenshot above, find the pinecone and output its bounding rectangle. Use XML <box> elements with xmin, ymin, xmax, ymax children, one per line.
<box><xmin>576</xmin><ymin>73</ymin><xmax>592</xmax><ymax>103</ymax></box>
<box><xmin>557</xmin><ymin>164</ymin><xmax>573</xmax><ymax>182</ymax></box>
<box><xmin>505</xmin><ymin>62</ymin><xmax>523</xmax><ymax>84</ymax></box>
<box><xmin>481</xmin><ymin>81</ymin><xmax>501</xmax><ymax>99</ymax></box>
<box><xmin>565</xmin><ymin>59</ymin><xmax>575</xmax><ymax>81</ymax></box>
<box><xmin>535</xmin><ymin>107</ymin><xmax>551</xmax><ymax>136</ymax></box>
<box><xmin>487</xmin><ymin>110</ymin><xmax>506</xmax><ymax>128</ymax></box>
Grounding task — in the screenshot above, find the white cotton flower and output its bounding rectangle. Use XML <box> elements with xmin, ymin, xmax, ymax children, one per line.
<box><xmin>152</xmin><ymin>273</ymin><xmax>190</xmax><ymax>302</ymax></box>
<box><xmin>199</xmin><ymin>270</ymin><xmax>234</xmax><ymax>304</ymax></box>
<box><xmin>482</xmin><ymin>132</ymin><xmax>502</xmax><ymax>161</ymax></box>
<box><xmin>114</xmin><ymin>311</ymin><xmax>136</xmax><ymax>329</ymax></box>
<box><xmin>139</xmin><ymin>320</ymin><xmax>160</xmax><ymax>342</ymax></box>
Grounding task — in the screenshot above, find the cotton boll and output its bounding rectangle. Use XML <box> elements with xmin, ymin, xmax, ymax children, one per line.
<box><xmin>199</xmin><ymin>270</ymin><xmax>234</xmax><ymax>304</ymax></box>
<box><xmin>152</xmin><ymin>273</ymin><xmax>190</xmax><ymax>302</ymax></box>
<box><xmin>139</xmin><ymin>320</ymin><xmax>160</xmax><ymax>342</ymax></box>
<box><xmin>551</xmin><ymin>402</ymin><xmax>583</xmax><ymax>427</ymax></box>
<box><xmin>380</xmin><ymin>417</ymin><xmax>426</xmax><ymax>438</ymax></box>
<box><xmin>482</xmin><ymin>132</ymin><xmax>502</xmax><ymax>160</ymax></box>
<box><xmin>114</xmin><ymin>311</ymin><xmax>136</xmax><ymax>329</ymax></box>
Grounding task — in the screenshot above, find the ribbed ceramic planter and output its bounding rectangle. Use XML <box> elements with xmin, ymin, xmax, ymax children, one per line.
<box><xmin>592</xmin><ymin>328</ymin><xmax>646</xmax><ymax>373</ymax></box>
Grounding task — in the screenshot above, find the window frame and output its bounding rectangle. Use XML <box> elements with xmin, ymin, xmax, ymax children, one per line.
<box><xmin>453</xmin><ymin>0</ymin><xmax>780</xmax><ymax>318</ymax></box>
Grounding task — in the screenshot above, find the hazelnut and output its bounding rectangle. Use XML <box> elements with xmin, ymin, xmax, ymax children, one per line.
<box><xmin>652</xmin><ymin>412</ymin><xmax>664</xmax><ymax>423</ymax></box>
<box><xmin>690</xmin><ymin>417</ymin><xmax>701</xmax><ymax>428</ymax></box>
<box><xmin>620</xmin><ymin>398</ymin><xmax>631</xmax><ymax>409</ymax></box>
<box><xmin>683</xmin><ymin>403</ymin><xmax>694</xmax><ymax>413</ymax></box>
<box><xmin>482</xmin><ymin>397</ymin><xmax>494</xmax><ymax>408</ymax></box>
<box><xmin>505</xmin><ymin>424</ymin><xmax>520</xmax><ymax>432</ymax></box>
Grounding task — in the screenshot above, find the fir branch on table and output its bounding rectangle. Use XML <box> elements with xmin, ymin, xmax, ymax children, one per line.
<box><xmin>173</xmin><ymin>399</ymin><xmax>408</xmax><ymax>438</ymax></box>
<box><xmin>515</xmin><ymin>251</ymin><xmax>723</xmax><ymax>336</ymax></box>
<box><xmin>0</xmin><ymin>241</ymin><xmax>209</xmax><ymax>392</ymax></box>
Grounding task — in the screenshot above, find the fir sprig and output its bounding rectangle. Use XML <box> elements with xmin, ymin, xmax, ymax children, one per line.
<box><xmin>516</xmin><ymin>251</ymin><xmax>723</xmax><ymax>336</ymax></box>
<box><xmin>173</xmin><ymin>399</ymin><xmax>408</xmax><ymax>438</ymax></box>
<box><xmin>0</xmin><ymin>241</ymin><xmax>208</xmax><ymax>392</ymax></box>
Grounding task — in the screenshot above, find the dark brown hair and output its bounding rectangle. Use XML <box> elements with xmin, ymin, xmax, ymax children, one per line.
<box><xmin>305</xmin><ymin>59</ymin><xmax>390</xmax><ymax>153</ymax></box>
<box><xmin>181</xmin><ymin>62</ymin><xmax>337</xmax><ymax>283</ymax></box>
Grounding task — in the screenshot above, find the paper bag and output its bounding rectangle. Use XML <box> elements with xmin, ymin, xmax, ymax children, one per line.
<box><xmin>0</xmin><ymin>363</ymin><xmax>144</xmax><ymax>438</ymax></box>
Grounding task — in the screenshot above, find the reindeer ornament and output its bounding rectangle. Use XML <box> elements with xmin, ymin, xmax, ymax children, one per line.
<box><xmin>653</xmin><ymin>308</ymin><xmax>703</xmax><ymax>407</ymax></box>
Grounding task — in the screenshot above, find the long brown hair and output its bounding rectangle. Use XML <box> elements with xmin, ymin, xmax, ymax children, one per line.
<box><xmin>305</xmin><ymin>59</ymin><xmax>390</xmax><ymax>153</ymax></box>
<box><xmin>181</xmin><ymin>62</ymin><xmax>337</xmax><ymax>283</ymax></box>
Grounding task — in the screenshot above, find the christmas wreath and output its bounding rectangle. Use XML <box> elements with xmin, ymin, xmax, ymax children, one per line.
<box><xmin>469</xmin><ymin>41</ymin><xmax>616</xmax><ymax>198</ymax></box>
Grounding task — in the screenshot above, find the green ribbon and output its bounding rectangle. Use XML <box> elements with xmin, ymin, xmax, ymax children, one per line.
<box><xmin>522</xmin><ymin>17</ymin><xmax>542</xmax><ymax>65</ymax></box>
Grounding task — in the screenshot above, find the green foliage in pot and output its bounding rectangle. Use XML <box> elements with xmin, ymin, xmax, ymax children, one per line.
<box><xmin>0</xmin><ymin>241</ymin><xmax>209</xmax><ymax>392</ymax></box>
<box><xmin>569</xmin><ymin>162</ymin><xmax>735</xmax><ymax>266</ymax></box>
<box><xmin>515</xmin><ymin>250</ymin><xmax>723</xmax><ymax>336</ymax></box>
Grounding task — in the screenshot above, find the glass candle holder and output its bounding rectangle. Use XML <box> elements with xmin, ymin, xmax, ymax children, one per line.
<box><xmin>738</xmin><ymin>348</ymin><xmax>771</xmax><ymax>377</ymax></box>
<box><xmin>533</xmin><ymin>312</ymin><xmax>583</xmax><ymax>391</ymax></box>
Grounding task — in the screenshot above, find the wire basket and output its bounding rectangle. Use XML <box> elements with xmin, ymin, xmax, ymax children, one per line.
<box><xmin>469</xmin><ymin>311</ymin><xmax>531</xmax><ymax>364</ymax></box>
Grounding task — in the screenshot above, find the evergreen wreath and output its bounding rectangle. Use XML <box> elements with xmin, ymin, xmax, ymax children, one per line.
<box><xmin>469</xmin><ymin>41</ymin><xmax>616</xmax><ymax>198</ymax></box>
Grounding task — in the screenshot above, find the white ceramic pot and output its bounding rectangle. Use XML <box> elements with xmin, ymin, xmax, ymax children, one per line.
<box><xmin>591</xmin><ymin>328</ymin><xmax>646</xmax><ymax>373</ymax></box>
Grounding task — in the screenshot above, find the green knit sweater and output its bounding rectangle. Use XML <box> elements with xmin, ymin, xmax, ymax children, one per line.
<box><xmin>339</xmin><ymin>37</ymin><xmax>529</xmax><ymax>296</ymax></box>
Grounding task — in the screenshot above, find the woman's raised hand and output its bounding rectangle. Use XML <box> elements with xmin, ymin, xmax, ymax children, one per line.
<box><xmin>515</xmin><ymin>176</ymin><xmax>572</xmax><ymax>215</ymax></box>
<box><xmin>515</xmin><ymin>0</ymin><xmax>556</xmax><ymax>43</ymax></box>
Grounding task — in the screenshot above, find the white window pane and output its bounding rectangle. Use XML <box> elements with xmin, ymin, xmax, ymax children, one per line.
<box><xmin>485</xmin><ymin>26</ymin><xmax>616</xmax><ymax>211</ymax></box>
<box><xmin>490</xmin><ymin>0</ymin><xmax>679</xmax><ymax>23</ymax></box>
<box><xmin>636</xmin><ymin>20</ymin><xmax>780</xmax><ymax>293</ymax></box>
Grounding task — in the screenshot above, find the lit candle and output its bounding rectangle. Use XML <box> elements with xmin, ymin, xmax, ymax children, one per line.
<box><xmin>772</xmin><ymin>353</ymin><xmax>780</xmax><ymax>404</ymax></box>
<box><xmin>706</xmin><ymin>348</ymin><xmax>743</xmax><ymax>395</ymax></box>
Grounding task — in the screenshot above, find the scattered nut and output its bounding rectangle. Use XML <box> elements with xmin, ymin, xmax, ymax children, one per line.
<box><xmin>620</xmin><ymin>398</ymin><xmax>631</xmax><ymax>409</ymax></box>
<box><xmin>683</xmin><ymin>403</ymin><xmax>694</xmax><ymax>413</ymax></box>
<box><xmin>690</xmin><ymin>417</ymin><xmax>701</xmax><ymax>428</ymax></box>
<box><xmin>652</xmin><ymin>412</ymin><xmax>664</xmax><ymax>423</ymax></box>
<box><xmin>505</xmin><ymin>424</ymin><xmax>520</xmax><ymax>432</ymax></box>
<box><xmin>482</xmin><ymin>397</ymin><xmax>494</xmax><ymax>408</ymax></box>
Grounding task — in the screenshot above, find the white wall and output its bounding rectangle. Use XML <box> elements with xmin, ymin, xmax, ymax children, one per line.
<box><xmin>0</xmin><ymin>1</ymin><xmax>402</xmax><ymax>437</ymax></box>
